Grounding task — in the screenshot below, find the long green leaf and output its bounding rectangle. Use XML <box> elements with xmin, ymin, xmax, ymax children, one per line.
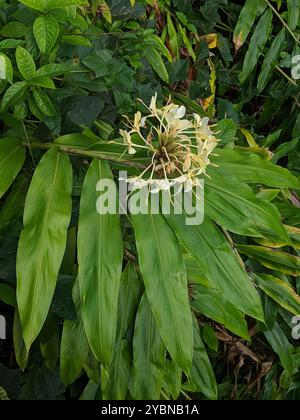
<box><xmin>78</xmin><ymin>159</ymin><xmax>123</xmax><ymax>367</ymax></box>
<box><xmin>192</xmin><ymin>284</ymin><xmax>250</xmax><ymax>340</ymax></box>
<box><xmin>165</xmin><ymin>214</ymin><xmax>264</xmax><ymax>321</ymax></box>
<box><xmin>132</xmin><ymin>294</ymin><xmax>166</xmax><ymax>400</ymax></box>
<box><xmin>239</xmin><ymin>10</ymin><xmax>273</xmax><ymax>84</ymax></box>
<box><xmin>17</xmin><ymin>147</ymin><xmax>72</xmax><ymax>350</ymax></box>
<box><xmin>210</xmin><ymin>149</ymin><xmax>300</xmax><ymax>189</ymax></box>
<box><xmin>205</xmin><ymin>174</ymin><xmax>290</xmax><ymax>243</ymax></box>
<box><xmin>183</xmin><ymin>317</ymin><xmax>217</xmax><ymax>400</ymax></box>
<box><xmin>103</xmin><ymin>262</ymin><xmax>142</xmax><ymax>400</ymax></box>
<box><xmin>254</xmin><ymin>273</ymin><xmax>300</xmax><ymax>316</ymax></box>
<box><xmin>257</xmin><ymin>29</ymin><xmax>286</xmax><ymax>92</ymax></box>
<box><xmin>60</xmin><ymin>280</ymin><xmax>90</xmax><ymax>386</ymax></box>
<box><xmin>264</xmin><ymin>323</ymin><xmax>294</xmax><ymax>375</ymax></box>
<box><xmin>238</xmin><ymin>245</ymin><xmax>300</xmax><ymax>276</ymax></box>
<box><xmin>131</xmin><ymin>212</ymin><xmax>193</xmax><ymax>373</ymax></box>
<box><xmin>144</xmin><ymin>47</ymin><xmax>169</xmax><ymax>83</ymax></box>
<box><xmin>233</xmin><ymin>0</ymin><xmax>267</xmax><ymax>51</ymax></box>
<box><xmin>0</xmin><ymin>138</ymin><xmax>25</xmax><ymax>200</ymax></box>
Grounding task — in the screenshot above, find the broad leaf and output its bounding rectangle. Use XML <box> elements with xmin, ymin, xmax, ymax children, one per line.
<box><xmin>103</xmin><ymin>262</ymin><xmax>142</xmax><ymax>400</ymax></box>
<box><xmin>33</xmin><ymin>15</ymin><xmax>59</xmax><ymax>54</ymax></box>
<box><xmin>238</xmin><ymin>245</ymin><xmax>300</xmax><ymax>276</ymax></box>
<box><xmin>210</xmin><ymin>149</ymin><xmax>300</xmax><ymax>190</ymax></box>
<box><xmin>78</xmin><ymin>159</ymin><xmax>123</xmax><ymax>367</ymax></box>
<box><xmin>0</xmin><ymin>138</ymin><xmax>26</xmax><ymax>199</ymax></box>
<box><xmin>132</xmin><ymin>294</ymin><xmax>166</xmax><ymax>400</ymax></box>
<box><xmin>60</xmin><ymin>280</ymin><xmax>90</xmax><ymax>386</ymax></box>
<box><xmin>183</xmin><ymin>317</ymin><xmax>217</xmax><ymax>400</ymax></box>
<box><xmin>16</xmin><ymin>47</ymin><xmax>36</xmax><ymax>80</ymax></box>
<box><xmin>254</xmin><ymin>274</ymin><xmax>300</xmax><ymax>316</ymax></box>
<box><xmin>165</xmin><ymin>214</ymin><xmax>264</xmax><ymax>321</ymax></box>
<box><xmin>239</xmin><ymin>10</ymin><xmax>273</xmax><ymax>84</ymax></box>
<box><xmin>17</xmin><ymin>147</ymin><xmax>72</xmax><ymax>350</ymax></box>
<box><xmin>205</xmin><ymin>174</ymin><xmax>290</xmax><ymax>243</ymax></box>
<box><xmin>233</xmin><ymin>0</ymin><xmax>267</xmax><ymax>52</ymax></box>
<box><xmin>18</xmin><ymin>0</ymin><xmax>88</xmax><ymax>12</ymax></box>
<box><xmin>131</xmin><ymin>212</ymin><xmax>193</xmax><ymax>373</ymax></box>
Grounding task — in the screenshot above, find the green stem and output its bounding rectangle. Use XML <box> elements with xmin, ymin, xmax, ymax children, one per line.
<box><xmin>22</xmin><ymin>141</ymin><xmax>145</xmax><ymax>169</ymax></box>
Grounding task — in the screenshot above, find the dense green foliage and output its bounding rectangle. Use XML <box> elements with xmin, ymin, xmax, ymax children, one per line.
<box><xmin>0</xmin><ymin>0</ymin><xmax>300</xmax><ymax>400</ymax></box>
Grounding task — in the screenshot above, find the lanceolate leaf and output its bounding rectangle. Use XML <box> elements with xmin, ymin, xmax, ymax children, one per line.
<box><xmin>264</xmin><ymin>323</ymin><xmax>294</xmax><ymax>375</ymax></box>
<box><xmin>233</xmin><ymin>0</ymin><xmax>267</xmax><ymax>52</ymax></box>
<box><xmin>239</xmin><ymin>10</ymin><xmax>273</xmax><ymax>84</ymax></box>
<box><xmin>131</xmin><ymin>212</ymin><xmax>193</xmax><ymax>373</ymax></box>
<box><xmin>132</xmin><ymin>294</ymin><xmax>166</xmax><ymax>400</ymax></box>
<box><xmin>0</xmin><ymin>138</ymin><xmax>26</xmax><ymax>199</ymax></box>
<box><xmin>165</xmin><ymin>214</ymin><xmax>264</xmax><ymax>322</ymax></box>
<box><xmin>205</xmin><ymin>174</ymin><xmax>290</xmax><ymax>243</ymax></box>
<box><xmin>257</xmin><ymin>29</ymin><xmax>286</xmax><ymax>92</ymax></box>
<box><xmin>238</xmin><ymin>245</ymin><xmax>300</xmax><ymax>276</ymax></box>
<box><xmin>103</xmin><ymin>262</ymin><xmax>143</xmax><ymax>400</ymax></box>
<box><xmin>33</xmin><ymin>15</ymin><xmax>60</xmax><ymax>54</ymax></box>
<box><xmin>210</xmin><ymin>149</ymin><xmax>300</xmax><ymax>189</ymax></box>
<box><xmin>17</xmin><ymin>148</ymin><xmax>73</xmax><ymax>351</ymax></box>
<box><xmin>183</xmin><ymin>317</ymin><xmax>217</xmax><ymax>400</ymax></box>
<box><xmin>192</xmin><ymin>284</ymin><xmax>250</xmax><ymax>340</ymax></box>
<box><xmin>144</xmin><ymin>47</ymin><xmax>169</xmax><ymax>83</ymax></box>
<box><xmin>254</xmin><ymin>274</ymin><xmax>300</xmax><ymax>316</ymax></box>
<box><xmin>78</xmin><ymin>159</ymin><xmax>123</xmax><ymax>367</ymax></box>
<box><xmin>60</xmin><ymin>280</ymin><xmax>90</xmax><ymax>386</ymax></box>
<box><xmin>287</xmin><ymin>0</ymin><xmax>300</xmax><ymax>30</ymax></box>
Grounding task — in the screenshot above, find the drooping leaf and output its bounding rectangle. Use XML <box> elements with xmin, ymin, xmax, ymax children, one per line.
<box><xmin>239</xmin><ymin>10</ymin><xmax>273</xmax><ymax>84</ymax></box>
<box><xmin>254</xmin><ymin>273</ymin><xmax>300</xmax><ymax>316</ymax></box>
<box><xmin>18</xmin><ymin>0</ymin><xmax>88</xmax><ymax>12</ymax></box>
<box><xmin>78</xmin><ymin>159</ymin><xmax>123</xmax><ymax>367</ymax></box>
<box><xmin>60</xmin><ymin>280</ymin><xmax>90</xmax><ymax>386</ymax></box>
<box><xmin>17</xmin><ymin>147</ymin><xmax>73</xmax><ymax>351</ymax></box>
<box><xmin>205</xmin><ymin>174</ymin><xmax>290</xmax><ymax>243</ymax></box>
<box><xmin>0</xmin><ymin>138</ymin><xmax>26</xmax><ymax>200</ymax></box>
<box><xmin>144</xmin><ymin>47</ymin><xmax>169</xmax><ymax>83</ymax></box>
<box><xmin>238</xmin><ymin>245</ymin><xmax>300</xmax><ymax>277</ymax></box>
<box><xmin>103</xmin><ymin>262</ymin><xmax>143</xmax><ymax>400</ymax></box>
<box><xmin>264</xmin><ymin>323</ymin><xmax>294</xmax><ymax>375</ymax></box>
<box><xmin>233</xmin><ymin>0</ymin><xmax>267</xmax><ymax>52</ymax></box>
<box><xmin>183</xmin><ymin>317</ymin><xmax>217</xmax><ymax>400</ymax></box>
<box><xmin>210</xmin><ymin>149</ymin><xmax>300</xmax><ymax>189</ymax></box>
<box><xmin>192</xmin><ymin>284</ymin><xmax>250</xmax><ymax>340</ymax></box>
<box><xmin>1</xmin><ymin>81</ymin><xmax>28</xmax><ymax>111</ymax></box>
<box><xmin>257</xmin><ymin>29</ymin><xmax>286</xmax><ymax>92</ymax></box>
<box><xmin>165</xmin><ymin>214</ymin><xmax>264</xmax><ymax>322</ymax></box>
<box><xmin>131</xmin><ymin>212</ymin><xmax>193</xmax><ymax>373</ymax></box>
<box><xmin>132</xmin><ymin>294</ymin><xmax>166</xmax><ymax>400</ymax></box>
<box><xmin>32</xmin><ymin>88</ymin><xmax>56</xmax><ymax>117</ymax></box>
